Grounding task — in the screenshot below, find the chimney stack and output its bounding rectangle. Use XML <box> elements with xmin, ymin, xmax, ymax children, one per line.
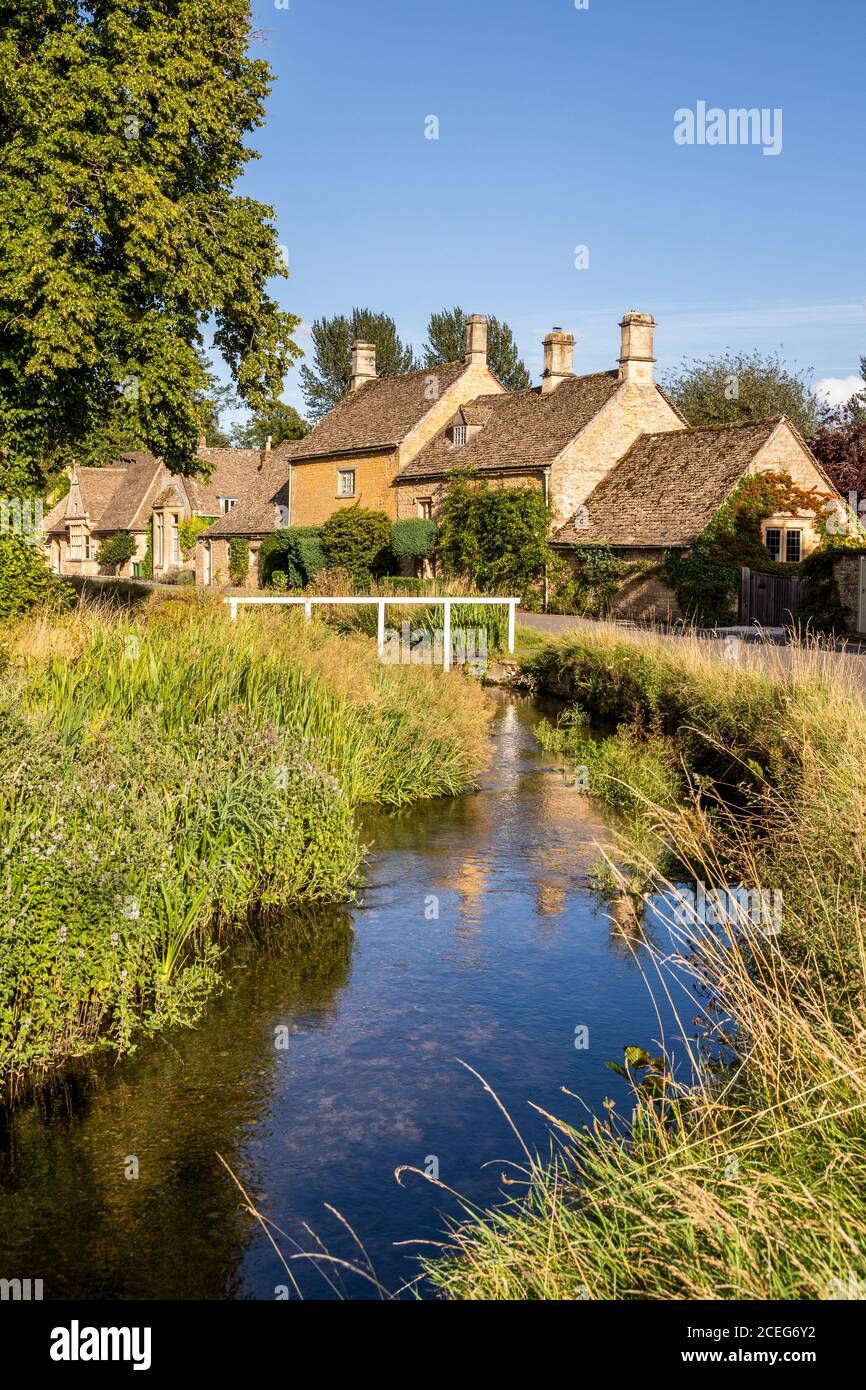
<box><xmin>264</xmin><ymin>434</ymin><xmax>272</xmax><ymax>458</ymax></box>
<box><xmin>541</xmin><ymin>327</ymin><xmax>575</xmax><ymax>394</ymax></box>
<box><xmin>618</xmin><ymin>311</ymin><xmax>656</xmax><ymax>384</ymax></box>
<box><xmin>464</xmin><ymin>314</ymin><xmax>488</xmax><ymax>367</ymax></box>
<box><xmin>350</xmin><ymin>341</ymin><xmax>377</xmax><ymax>392</ymax></box>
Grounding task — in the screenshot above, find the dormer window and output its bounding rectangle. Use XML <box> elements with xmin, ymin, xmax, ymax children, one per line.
<box><xmin>452</xmin><ymin>424</ymin><xmax>468</xmax><ymax>447</ymax></box>
<box><xmin>219</xmin><ymin>497</ymin><xmax>238</xmax><ymax>515</ymax></box>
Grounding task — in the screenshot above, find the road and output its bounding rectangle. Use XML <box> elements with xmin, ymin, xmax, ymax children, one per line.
<box><xmin>516</xmin><ymin>610</ymin><xmax>866</xmax><ymax>694</ymax></box>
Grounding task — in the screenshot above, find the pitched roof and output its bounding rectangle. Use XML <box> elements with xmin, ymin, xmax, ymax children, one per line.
<box><xmin>183</xmin><ymin>448</ymin><xmax>263</xmax><ymax>515</ymax></box>
<box><xmin>399</xmin><ymin>373</ymin><xmax>621</xmax><ymax>479</ymax></box>
<box><xmin>290</xmin><ymin>362</ymin><xmax>469</xmax><ymax>461</ymax></box>
<box><xmin>42</xmin><ymin>465</ymin><xmax>131</xmax><ymax>533</ymax></box>
<box><xmin>202</xmin><ymin>454</ymin><xmax>295</xmax><ymax>537</ymax></box>
<box><xmin>553</xmin><ymin>419</ymin><xmax>783</xmax><ymax>548</ymax></box>
<box><xmin>93</xmin><ymin>453</ymin><xmax>166</xmax><ymax>531</ymax></box>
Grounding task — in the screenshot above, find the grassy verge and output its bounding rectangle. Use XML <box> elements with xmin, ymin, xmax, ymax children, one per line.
<box><xmin>426</xmin><ymin>624</ymin><xmax>866</xmax><ymax>1299</ymax></box>
<box><xmin>0</xmin><ymin>591</ymin><xmax>492</xmax><ymax>1087</ymax></box>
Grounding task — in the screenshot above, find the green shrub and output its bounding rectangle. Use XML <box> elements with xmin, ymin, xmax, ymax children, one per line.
<box><xmin>95</xmin><ymin>530</ymin><xmax>135</xmax><ymax>572</ymax></box>
<box><xmin>260</xmin><ymin>527</ymin><xmax>326</xmax><ymax>587</ymax></box>
<box><xmin>228</xmin><ymin>537</ymin><xmax>250</xmax><ymax>584</ymax></box>
<box><xmin>271</xmin><ymin>569</ymin><xmax>288</xmax><ymax>592</ymax></box>
<box><xmin>0</xmin><ymin>536</ymin><xmax>74</xmax><ymax>619</ymax></box>
<box><xmin>391</xmin><ymin>518</ymin><xmax>438</xmax><ymax>558</ymax></box>
<box><xmin>321</xmin><ymin>508</ymin><xmax>392</xmax><ymax>580</ymax></box>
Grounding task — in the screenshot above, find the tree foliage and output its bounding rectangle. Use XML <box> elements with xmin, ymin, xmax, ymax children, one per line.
<box><xmin>438</xmin><ymin>470</ymin><xmax>551</xmax><ymax>593</ymax></box>
<box><xmin>0</xmin><ymin>536</ymin><xmax>74</xmax><ymax>618</ymax></box>
<box><xmin>0</xmin><ymin>0</ymin><xmax>301</xmax><ymax>492</ymax></box>
<box><xmin>663</xmin><ymin>351</ymin><xmax>822</xmax><ymax>441</ymax></box>
<box><xmin>813</xmin><ymin>403</ymin><xmax>866</xmax><ymax>499</ymax></box>
<box><xmin>230</xmin><ymin>400</ymin><xmax>308</xmax><ymax>449</ymax></box>
<box><xmin>299</xmin><ymin>310</ymin><xmax>417</xmax><ymax>420</ymax></box>
<box><xmin>320</xmin><ymin>508</ymin><xmax>392</xmax><ymax>579</ymax></box>
<box><xmin>423</xmin><ymin>307</ymin><xmax>531</xmax><ymax>390</ymax></box>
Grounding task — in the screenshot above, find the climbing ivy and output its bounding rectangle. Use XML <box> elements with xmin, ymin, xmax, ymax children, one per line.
<box><xmin>664</xmin><ymin>472</ymin><xmax>830</xmax><ymax>626</ymax></box>
<box><xmin>178</xmin><ymin>515</ymin><xmax>217</xmax><ymax>558</ymax></box>
<box><xmin>228</xmin><ymin>538</ymin><xmax>250</xmax><ymax>585</ymax></box>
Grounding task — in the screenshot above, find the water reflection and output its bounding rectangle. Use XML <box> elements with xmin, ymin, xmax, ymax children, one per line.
<box><xmin>0</xmin><ymin>694</ymin><xmax>686</xmax><ymax>1300</ymax></box>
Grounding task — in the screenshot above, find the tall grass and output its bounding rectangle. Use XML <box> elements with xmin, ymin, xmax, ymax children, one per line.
<box><xmin>0</xmin><ymin>592</ymin><xmax>492</xmax><ymax>1085</ymax></box>
<box><xmin>427</xmin><ymin>625</ymin><xmax>866</xmax><ymax>1299</ymax></box>
<box><xmin>8</xmin><ymin>592</ymin><xmax>492</xmax><ymax>806</ymax></box>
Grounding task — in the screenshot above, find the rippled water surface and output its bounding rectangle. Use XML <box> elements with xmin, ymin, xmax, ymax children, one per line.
<box><xmin>0</xmin><ymin>695</ymin><xmax>686</xmax><ymax>1299</ymax></box>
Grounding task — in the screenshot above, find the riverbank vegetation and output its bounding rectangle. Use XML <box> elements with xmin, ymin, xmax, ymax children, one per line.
<box><xmin>0</xmin><ymin>592</ymin><xmax>492</xmax><ymax>1089</ymax></box>
<box><xmin>428</xmin><ymin>624</ymin><xmax>866</xmax><ymax>1299</ymax></box>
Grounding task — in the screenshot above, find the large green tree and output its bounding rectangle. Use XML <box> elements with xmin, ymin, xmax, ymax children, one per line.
<box><xmin>299</xmin><ymin>310</ymin><xmax>417</xmax><ymax>420</ymax></box>
<box><xmin>663</xmin><ymin>350</ymin><xmax>822</xmax><ymax>440</ymax></box>
<box><xmin>0</xmin><ymin>0</ymin><xmax>301</xmax><ymax>494</ymax></box>
<box><xmin>230</xmin><ymin>400</ymin><xmax>308</xmax><ymax>449</ymax></box>
<box><xmin>423</xmin><ymin>307</ymin><xmax>531</xmax><ymax>390</ymax></box>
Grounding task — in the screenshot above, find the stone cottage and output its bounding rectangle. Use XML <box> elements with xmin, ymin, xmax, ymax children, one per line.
<box><xmin>398</xmin><ymin>313</ymin><xmax>688</xmax><ymax>527</ymax></box>
<box><xmin>552</xmin><ymin>417</ymin><xmax>838</xmax><ymax>621</ymax></box>
<box><xmin>42</xmin><ymin>443</ymin><xmax>264</xmax><ymax>579</ymax></box>
<box><xmin>197</xmin><ymin>315</ymin><xmax>507</xmax><ymax>584</ymax></box>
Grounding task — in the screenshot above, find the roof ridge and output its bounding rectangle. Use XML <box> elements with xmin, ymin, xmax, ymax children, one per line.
<box><xmin>645</xmin><ymin>416</ymin><xmax>784</xmax><ymax>440</ymax></box>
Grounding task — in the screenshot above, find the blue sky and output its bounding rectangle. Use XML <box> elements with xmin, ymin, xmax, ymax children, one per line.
<box><xmin>226</xmin><ymin>0</ymin><xmax>865</xmax><ymax>421</ymax></box>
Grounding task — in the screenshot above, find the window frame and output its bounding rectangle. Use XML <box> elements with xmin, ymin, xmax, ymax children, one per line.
<box><xmin>452</xmin><ymin>424</ymin><xmax>469</xmax><ymax>448</ymax></box>
<box><xmin>337</xmin><ymin>468</ymin><xmax>356</xmax><ymax>498</ymax></box>
<box><xmin>764</xmin><ymin>527</ymin><xmax>782</xmax><ymax>562</ymax></box>
<box><xmin>785</xmin><ymin>528</ymin><xmax>802</xmax><ymax>563</ymax></box>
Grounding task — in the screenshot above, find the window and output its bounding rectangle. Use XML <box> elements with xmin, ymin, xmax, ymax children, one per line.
<box><xmin>154</xmin><ymin>513</ymin><xmax>164</xmax><ymax>567</ymax></box>
<box><xmin>764</xmin><ymin>528</ymin><xmax>782</xmax><ymax>562</ymax></box>
<box><xmin>171</xmin><ymin>515</ymin><xmax>180</xmax><ymax>564</ymax></box>
<box><xmin>218</xmin><ymin>497</ymin><xmax>238</xmax><ymax>516</ymax></box>
<box><xmin>417</xmin><ymin>498</ymin><xmax>433</xmax><ymax>520</ymax></box>
<box><xmin>69</xmin><ymin>526</ymin><xmax>84</xmax><ymax>561</ymax></box>
<box><xmin>452</xmin><ymin>424</ymin><xmax>468</xmax><ymax>447</ymax></box>
<box><xmin>785</xmin><ymin>529</ymin><xmax>802</xmax><ymax>563</ymax></box>
<box><xmin>338</xmin><ymin>469</ymin><xmax>356</xmax><ymax>498</ymax></box>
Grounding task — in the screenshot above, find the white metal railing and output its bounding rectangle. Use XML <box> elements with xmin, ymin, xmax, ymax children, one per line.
<box><xmin>224</xmin><ymin>594</ymin><xmax>521</xmax><ymax>672</ymax></box>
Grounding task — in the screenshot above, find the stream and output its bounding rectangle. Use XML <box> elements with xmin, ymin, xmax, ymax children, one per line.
<box><xmin>0</xmin><ymin>693</ymin><xmax>688</xmax><ymax>1300</ymax></box>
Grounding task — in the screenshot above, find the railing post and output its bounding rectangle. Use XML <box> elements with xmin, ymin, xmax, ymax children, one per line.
<box><xmin>304</xmin><ymin>600</ymin><xmax>312</xmax><ymax>623</ymax></box>
<box><xmin>443</xmin><ymin>599</ymin><xmax>452</xmax><ymax>673</ymax></box>
<box><xmin>508</xmin><ymin>599</ymin><xmax>516</xmax><ymax>654</ymax></box>
<box><xmin>377</xmin><ymin>598</ymin><xmax>386</xmax><ymax>658</ymax></box>
<box><xmin>229</xmin><ymin>599</ymin><xmax>238</xmax><ymax>622</ymax></box>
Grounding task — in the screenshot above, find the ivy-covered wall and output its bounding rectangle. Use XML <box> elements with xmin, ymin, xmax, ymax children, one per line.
<box><xmin>664</xmin><ymin>472</ymin><xmax>826</xmax><ymax>626</ymax></box>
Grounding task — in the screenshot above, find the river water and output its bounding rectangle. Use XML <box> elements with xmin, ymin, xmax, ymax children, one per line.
<box><xmin>0</xmin><ymin>693</ymin><xmax>686</xmax><ymax>1300</ymax></box>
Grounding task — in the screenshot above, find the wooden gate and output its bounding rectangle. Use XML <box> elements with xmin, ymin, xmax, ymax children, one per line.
<box><xmin>739</xmin><ymin>567</ymin><xmax>801</xmax><ymax>627</ymax></box>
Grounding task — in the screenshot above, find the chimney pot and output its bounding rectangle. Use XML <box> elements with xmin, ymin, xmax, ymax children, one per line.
<box><xmin>464</xmin><ymin>314</ymin><xmax>488</xmax><ymax>367</ymax></box>
<box><xmin>618</xmin><ymin>311</ymin><xmax>656</xmax><ymax>384</ymax></box>
<box><xmin>350</xmin><ymin>341</ymin><xmax>377</xmax><ymax>392</ymax></box>
<box><xmin>541</xmin><ymin>328</ymin><xmax>575</xmax><ymax>394</ymax></box>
